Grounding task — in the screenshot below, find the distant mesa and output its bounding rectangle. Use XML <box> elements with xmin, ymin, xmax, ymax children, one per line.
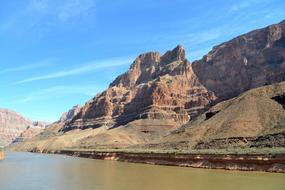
<box><xmin>0</xmin><ymin>108</ymin><xmax>48</xmax><ymax>146</ymax></box>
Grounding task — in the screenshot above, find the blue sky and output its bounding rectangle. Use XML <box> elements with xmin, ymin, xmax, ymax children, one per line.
<box><xmin>1</xmin><ymin>0</ymin><xmax>285</xmax><ymax>122</ymax></box>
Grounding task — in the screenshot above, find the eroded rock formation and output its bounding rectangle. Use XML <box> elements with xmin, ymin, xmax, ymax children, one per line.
<box><xmin>192</xmin><ymin>20</ymin><xmax>285</xmax><ymax>101</ymax></box>
<box><xmin>0</xmin><ymin>109</ymin><xmax>33</xmax><ymax>146</ymax></box>
<box><xmin>64</xmin><ymin>20</ymin><xmax>285</xmax><ymax>133</ymax></box>
<box><xmin>10</xmin><ymin>19</ymin><xmax>285</xmax><ymax>151</ymax></box>
<box><xmin>58</xmin><ymin>105</ymin><xmax>81</xmax><ymax>123</ymax></box>
<box><xmin>65</xmin><ymin>45</ymin><xmax>216</xmax><ymax>131</ymax></box>
<box><xmin>0</xmin><ymin>109</ymin><xmax>47</xmax><ymax>146</ymax></box>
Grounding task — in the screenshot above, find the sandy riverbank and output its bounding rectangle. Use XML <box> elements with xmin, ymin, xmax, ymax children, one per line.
<box><xmin>28</xmin><ymin>149</ymin><xmax>285</xmax><ymax>173</ymax></box>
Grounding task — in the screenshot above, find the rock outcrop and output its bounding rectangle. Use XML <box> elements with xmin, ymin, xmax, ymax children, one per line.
<box><xmin>65</xmin><ymin>20</ymin><xmax>285</xmax><ymax>133</ymax></box>
<box><xmin>12</xmin><ymin>125</ymin><xmax>45</xmax><ymax>144</ymax></box>
<box><xmin>58</xmin><ymin>105</ymin><xmax>81</xmax><ymax>123</ymax></box>
<box><xmin>0</xmin><ymin>109</ymin><xmax>33</xmax><ymax>146</ymax></box>
<box><xmin>0</xmin><ymin>109</ymin><xmax>47</xmax><ymax>146</ymax></box>
<box><xmin>10</xmin><ymin>19</ymin><xmax>285</xmax><ymax>151</ymax></box>
<box><xmin>65</xmin><ymin>45</ymin><xmax>216</xmax><ymax>131</ymax></box>
<box><xmin>192</xmin><ymin>20</ymin><xmax>285</xmax><ymax>101</ymax></box>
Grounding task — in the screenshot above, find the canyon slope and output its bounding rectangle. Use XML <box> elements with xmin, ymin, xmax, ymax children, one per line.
<box><xmin>157</xmin><ymin>81</ymin><xmax>285</xmax><ymax>149</ymax></box>
<box><xmin>0</xmin><ymin>109</ymin><xmax>45</xmax><ymax>146</ymax></box>
<box><xmin>11</xmin><ymin>19</ymin><xmax>285</xmax><ymax>152</ymax></box>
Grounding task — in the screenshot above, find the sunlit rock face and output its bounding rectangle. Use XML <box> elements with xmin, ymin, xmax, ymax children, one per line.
<box><xmin>58</xmin><ymin>105</ymin><xmax>81</xmax><ymax>123</ymax></box>
<box><xmin>192</xmin><ymin>20</ymin><xmax>285</xmax><ymax>101</ymax></box>
<box><xmin>64</xmin><ymin>45</ymin><xmax>216</xmax><ymax>131</ymax></box>
<box><xmin>64</xmin><ymin>20</ymin><xmax>285</xmax><ymax>134</ymax></box>
<box><xmin>0</xmin><ymin>109</ymin><xmax>47</xmax><ymax>146</ymax></box>
<box><xmin>0</xmin><ymin>109</ymin><xmax>33</xmax><ymax>146</ymax></box>
<box><xmin>9</xmin><ymin>20</ymin><xmax>285</xmax><ymax>151</ymax></box>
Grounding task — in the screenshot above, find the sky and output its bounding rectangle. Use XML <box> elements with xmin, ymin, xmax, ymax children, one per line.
<box><xmin>1</xmin><ymin>0</ymin><xmax>285</xmax><ymax>122</ymax></box>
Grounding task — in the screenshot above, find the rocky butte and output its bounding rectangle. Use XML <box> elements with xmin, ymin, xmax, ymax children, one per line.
<box><xmin>66</xmin><ymin>45</ymin><xmax>216</xmax><ymax>131</ymax></box>
<box><xmin>10</xmin><ymin>20</ymin><xmax>285</xmax><ymax>172</ymax></box>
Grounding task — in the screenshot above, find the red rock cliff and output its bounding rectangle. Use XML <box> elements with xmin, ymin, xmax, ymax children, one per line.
<box><xmin>192</xmin><ymin>20</ymin><xmax>285</xmax><ymax>101</ymax></box>
<box><xmin>64</xmin><ymin>20</ymin><xmax>285</xmax><ymax>133</ymax></box>
<box><xmin>65</xmin><ymin>45</ymin><xmax>216</xmax><ymax>131</ymax></box>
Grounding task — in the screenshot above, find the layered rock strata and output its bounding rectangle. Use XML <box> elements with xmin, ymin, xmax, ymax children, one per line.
<box><xmin>192</xmin><ymin>20</ymin><xmax>285</xmax><ymax>101</ymax></box>
<box><xmin>65</xmin><ymin>45</ymin><xmax>216</xmax><ymax>131</ymax></box>
<box><xmin>0</xmin><ymin>109</ymin><xmax>33</xmax><ymax>146</ymax></box>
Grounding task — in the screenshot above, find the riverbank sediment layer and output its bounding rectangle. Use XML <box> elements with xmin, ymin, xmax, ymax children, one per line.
<box><xmin>30</xmin><ymin>149</ymin><xmax>285</xmax><ymax>173</ymax></box>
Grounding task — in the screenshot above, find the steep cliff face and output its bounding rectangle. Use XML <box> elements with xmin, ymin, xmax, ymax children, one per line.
<box><xmin>0</xmin><ymin>109</ymin><xmax>47</xmax><ymax>146</ymax></box>
<box><xmin>192</xmin><ymin>20</ymin><xmax>285</xmax><ymax>101</ymax></box>
<box><xmin>0</xmin><ymin>109</ymin><xmax>33</xmax><ymax>146</ymax></box>
<box><xmin>67</xmin><ymin>20</ymin><xmax>285</xmax><ymax>132</ymax></box>
<box><xmin>11</xmin><ymin>20</ymin><xmax>285</xmax><ymax>151</ymax></box>
<box><xmin>66</xmin><ymin>45</ymin><xmax>216</xmax><ymax>131</ymax></box>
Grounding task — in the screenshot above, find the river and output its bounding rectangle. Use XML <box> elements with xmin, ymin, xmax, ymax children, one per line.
<box><xmin>0</xmin><ymin>152</ymin><xmax>284</xmax><ymax>190</ymax></box>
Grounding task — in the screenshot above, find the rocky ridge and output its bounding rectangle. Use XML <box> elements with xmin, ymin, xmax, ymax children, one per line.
<box><xmin>65</xmin><ymin>20</ymin><xmax>285</xmax><ymax>133</ymax></box>
<box><xmin>58</xmin><ymin>105</ymin><xmax>81</xmax><ymax>123</ymax></box>
<box><xmin>65</xmin><ymin>45</ymin><xmax>216</xmax><ymax>131</ymax></box>
<box><xmin>0</xmin><ymin>109</ymin><xmax>47</xmax><ymax>146</ymax></box>
<box><xmin>0</xmin><ymin>109</ymin><xmax>33</xmax><ymax>146</ymax></box>
<box><xmin>10</xmin><ymin>19</ymin><xmax>285</xmax><ymax>151</ymax></box>
<box><xmin>192</xmin><ymin>20</ymin><xmax>285</xmax><ymax>101</ymax></box>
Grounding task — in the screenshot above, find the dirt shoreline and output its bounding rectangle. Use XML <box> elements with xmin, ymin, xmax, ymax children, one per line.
<box><xmin>30</xmin><ymin>149</ymin><xmax>285</xmax><ymax>173</ymax></box>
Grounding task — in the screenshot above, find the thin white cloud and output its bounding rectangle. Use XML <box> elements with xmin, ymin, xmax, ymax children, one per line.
<box><xmin>229</xmin><ymin>0</ymin><xmax>269</xmax><ymax>12</ymax></box>
<box><xmin>17</xmin><ymin>97</ymin><xmax>34</xmax><ymax>103</ymax></box>
<box><xmin>9</xmin><ymin>84</ymin><xmax>104</xmax><ymax>122</ymax></box>
<box><xmin>263</xmin><ymin>9</ymin><xmax>285</xmax><ymax>20</ymax></box>
<box><xmin>186</xmin><ymin>28</ymin><xmax>224</xmax><ymax>46</ymax></box>
<box><xmin>56</xmin><ymin>0</ymin><xmax>96</xmax><ymax>22</ymax></box>
<box><xmin>15</xmin><ymin>57</ymin><xmax>133</xmax><ymax>84</ymax></box>
<box><xmin>28</xmin><ymin>0</ymin><xmax>96</xmax><ymax>22</ymax></box>
<box><xmin>15</xmin><ymin>84</ymin><xmax>104</xmax><ymax>103</ymax></box>
<box><xmin>0</xmin><ymin>58</ymin><xmax>56</xmax><ymax>74</ymax></box>
<box><xmin>0</xmin><ymin>0</ymin><xmax>96</xmax><ymax>33</ymax></box>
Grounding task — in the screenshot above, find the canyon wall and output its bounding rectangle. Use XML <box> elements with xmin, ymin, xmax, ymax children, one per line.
<box><xmin>65</xmin><ymin>45</ymin><xmax>216</xmax><ymax>131</ymax></box>
<box><xmin>0</xmin><ymin>109</ymin><xmax>33</xmax><ymax>146</ymax></box>
<box><xmin>0</xmin><ymin>109</ymin><xmax>46</xmax><ymax>146</ymax></box>
<box><xmin>192</xmin><ymin>20</ymin><xmax>285</xmax><ymax>101</ymax></box>
<box><xmin>11</xmin><ymin>19</ymin><xmax>285</xmax><ymax>151</ymax></box>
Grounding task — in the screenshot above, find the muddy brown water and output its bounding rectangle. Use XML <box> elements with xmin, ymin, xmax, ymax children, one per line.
<box><xmin>0</xmin><ymin>152</ymin><xmax>284</xmax><ymax>190</ymax></box>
